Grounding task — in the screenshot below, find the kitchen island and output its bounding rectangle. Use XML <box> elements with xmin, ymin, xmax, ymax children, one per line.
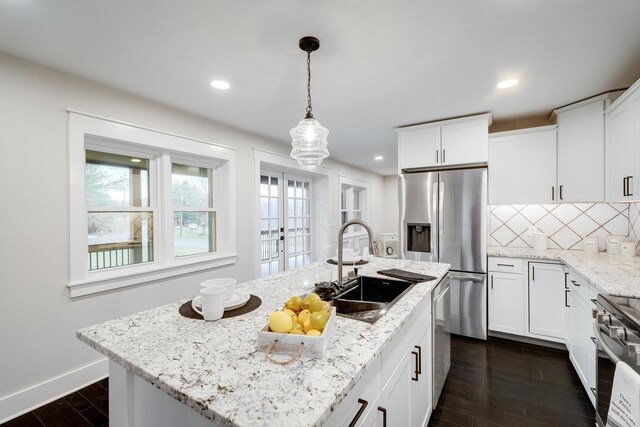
<box><xmin>77</xmin><ymin>257</ymin><xmax>449</xmax><ymax>427</ymax></box>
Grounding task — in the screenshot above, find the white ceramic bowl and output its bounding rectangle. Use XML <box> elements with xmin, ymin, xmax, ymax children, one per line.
<box><xmin>201</xmin><ymin>278</ymin><xmax>237</xmax><ymax>301</ymax></box>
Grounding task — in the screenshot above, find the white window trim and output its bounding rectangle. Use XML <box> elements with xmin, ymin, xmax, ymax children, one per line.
<box><xmin>338</xmin><ymin>175</ymin><xmax>369</xmax><ymax>239</ymax></box>
<box><xmin>67</xmin><ymin>110</ymin><xmax>237</xmax><ymax>298</ymax></box>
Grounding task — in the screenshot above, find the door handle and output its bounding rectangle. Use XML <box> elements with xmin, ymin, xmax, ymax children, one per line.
<box><xmin>436</xmin><ymin>150</ymin><xmax>439</xmax><ymax>164</ymax></box>
<box><xmin>490</xmin><ymin>275</ymin><xmax>494</xmax><ymax>290</ymax></box>
<box><xmin>415</xmin><ymin>345</ymin><xmax>422</xmax><ymax>374</ymax></box>
<box><xmin>559</xmin><ymin>185</ymin><xmax>564</xmax><ymax>200</ymax></box>
<box><xmin>348</xmin><ymin>399</ymin><xmax>368</xmax><ymax>427</ymax></box>
<box><xmin>378</xmin><ymin>407</ymin><xmax>387</xmax><ymax>427</ymax></box>
<box><xmin>496</xmin><ymin>263</ymin><xmax>514</xmax><ymax>268</ymax></box>
<box><xmin>624</xmin><ymin>177</ymin><xmax>628</xmax><ymax>197</ymax></box>
<box><xmin>442</xmin><ymin>149</ymin><xmax>446</xmax><ymax>163</ymax></box>
<box><xmin>565</xmin><ymin>289</ymin><xmax>570</xmax><ymax>308</ymax></box>
<box><xmin>571</xmin><ymin>279</ymin><xmax>580</xmax><ymax>287</ymax></box>
<box><xmin>564</xmin><ymin>272</ymin><xmax>569</xmax><ymax>289</ymax></box>
<box><xmin>532</xmin><ymin>265</ymin><xmax>535</xmax><ymax>281</ymax></box>
<box><xmin>411</xmin><ymin>351</ymin><xmax>419</xmax><ymax>381</ymax></box>
<box><xmin>628</xmin><ymin>176</ymin><xmax>634</xmax><ymax>196</ymax></box>
<box><xmin>551</xmin><ymin>186</ymin><xmax>555</xmax><ymax>201</ymax></box>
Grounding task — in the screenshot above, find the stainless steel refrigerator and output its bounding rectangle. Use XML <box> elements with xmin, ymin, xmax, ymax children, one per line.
<box><xmin>399</xmin><ymin>168</ymin><xmax>487</xmax><ymax>340</ymax></box>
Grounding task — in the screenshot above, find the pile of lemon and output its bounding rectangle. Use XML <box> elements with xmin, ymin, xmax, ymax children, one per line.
<box><xmin>268</xmin><ymin>293</ymin><xmax>331</xmax><ymax>336</ymax></box>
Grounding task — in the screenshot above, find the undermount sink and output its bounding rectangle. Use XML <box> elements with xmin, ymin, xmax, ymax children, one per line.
<box><xmin>332</xmin><ymin>276</ymin><xmax>415</xmax><ymax>323</ymax></box>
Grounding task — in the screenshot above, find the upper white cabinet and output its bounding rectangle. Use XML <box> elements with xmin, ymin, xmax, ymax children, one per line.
<box><xmin>606</xmin><ymin>80</ymin><xmax>640</xmax><ymax>201</ymax></box>
<box><xmin>397</xmin><ymin>113</ymin><xmax>492</xmax><ymax>172</ymax></box>
<box><xmin>488</xmin><ymin>126</ymin><xmax>558</xmax><ymax>205</ymax></box>
<box><xmin>553</xmin><ymin>97</ymin><xmax>612</xmax><ymax>202</ymax></box>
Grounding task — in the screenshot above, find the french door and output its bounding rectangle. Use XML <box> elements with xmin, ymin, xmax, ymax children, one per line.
<box><xmin>260</xmin><ymin>171</ymin><xmax>313</xmax><ymax>277</ymax></box>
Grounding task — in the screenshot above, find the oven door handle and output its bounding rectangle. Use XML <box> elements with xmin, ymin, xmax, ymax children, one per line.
<box><xmin>593</xmin><ymin>320</ymin><xmax>622</xmax><ymax>364</ymax></box>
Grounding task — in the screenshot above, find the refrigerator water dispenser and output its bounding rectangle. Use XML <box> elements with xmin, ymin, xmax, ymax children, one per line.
<box><xmin>407</xmin><ymin>223</ymin><xmax>431</xmax><ymax>252</ymax></box>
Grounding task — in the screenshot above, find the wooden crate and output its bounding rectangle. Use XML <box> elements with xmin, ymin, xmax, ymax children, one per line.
<box><xmin>258</xmin><ymin>308</ymin><xmax>336</xmax><ymax>359</ymax></box>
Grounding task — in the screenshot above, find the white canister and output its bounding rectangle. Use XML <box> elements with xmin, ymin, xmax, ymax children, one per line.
<box><xmin>621</xmin><ymin>241</ymin><xmax>636</xmax><ymax>258</ymax></box>
<box><xmin>533</xmin><ymin>233</ymin><xmax>548</xmax><ymax>250</ymax></box>
<box><xmin>606</xmin><ymin>235</ymin><xmax>624</xmax><ymax>255</ymax></box>
<box><xmin>582</xmin><ymin>237</ymin><xmax>599</xmax><ymax>254</ymax></box>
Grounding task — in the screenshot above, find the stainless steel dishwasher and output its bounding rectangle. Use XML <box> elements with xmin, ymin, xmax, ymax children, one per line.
<box><xmin>432</xmin><ymin>275</ymin><xmax>451</xmax><ymax>407</ymax></box>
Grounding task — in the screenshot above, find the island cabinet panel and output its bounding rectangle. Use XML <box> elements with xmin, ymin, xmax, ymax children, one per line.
<box><xmin>528</xmin><ymin>262</ymin><xmax>565</xmax><ymax>340</ymax></box>
<box><xmin>411</xmin><ymin>325</ymin><xmax>433</xmax><ymax>427</ymax></box>
<box><xmin>378</xmin><ymin>351</ymin><xmax>412</xmax><ymax>426</ymax></box>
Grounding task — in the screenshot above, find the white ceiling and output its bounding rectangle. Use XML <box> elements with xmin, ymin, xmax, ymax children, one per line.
<box><xmin>1</xmin><ymin>1</ymin><xmax>640</xmax><ymax>175</ymax></box>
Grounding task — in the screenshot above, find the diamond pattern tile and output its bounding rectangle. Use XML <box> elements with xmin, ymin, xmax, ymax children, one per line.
<box><xmin>490</xmin><ymin>203</ymin><xmax>630</xmax><ymax>250</ymax></box>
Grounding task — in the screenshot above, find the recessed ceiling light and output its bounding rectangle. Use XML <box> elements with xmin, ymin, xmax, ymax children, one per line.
<box><xmin>497</xmin><ymin>79</ymin><xmax>519</xmax><ymax>89</ymax></box>
<box><xmin>130</xmin><ymin>158</ymin><xmax>141</xmax><ymax>163</ymax></box>
<box><xmin>374</xmin><ymin>155</ymin><xmax>384</xmax><ymax>161</ymax></box>
<box><xmin>210</xmin><ymin>80</ymin><xmax>230</xmax><ymax>90</ymax></box>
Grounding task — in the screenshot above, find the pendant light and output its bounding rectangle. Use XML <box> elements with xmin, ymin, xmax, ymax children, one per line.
<box><xmin>290</xmin><ymin>36</ymin><xmax>330</xmax><ymax>166</ymax></box>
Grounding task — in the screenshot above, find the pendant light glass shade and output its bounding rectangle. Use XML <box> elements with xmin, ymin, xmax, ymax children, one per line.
<box><xmin>290</xmin><ymin>116</ymin><xmax>329</xmax><ymax>166</ymax></box>
<box><xmin>290</xmin><ymin>36</ymin><xmax>330</xmax><ymax>167</ymax></box>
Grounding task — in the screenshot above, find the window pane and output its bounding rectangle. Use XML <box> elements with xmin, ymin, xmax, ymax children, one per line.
<box><xmin>261</xmin><ymin>262</ymin><xmax>270</xmax><ymax>277</ymax></box>
<box><xmin>288</xmin><ymin>180</ymin><xmax>295</xmax><ymax>197</ymax></box>
<box><xmin>354</xmin><ymin>191</ymin><xmax>360</xmax><ymax>210</ymax></box>
<box><xmin>270</xmin><ymin>177</ymin><xmax>279</xmax><ymax>197</ymax></box>
<box><xmin>174</xmin><ymin>211</ymin><xmax>216</xmax><ymax>257</ymax></box>
<box><xmin>260</xmin><ymin>175</ymin><xmax>269</xmax><ymax>196</ymax></box>
<box><xmin>85</xmin><ymin>150</ymin><xmax>149</xmax><ymax>208</ymax></box>
<box><xmin>296</xmin><ymin>181</ymin><xmax>303</xmax><ymax>198</ymax></box>
<box><xmin>260</xmin><ymin>197</ymin><xmax>268</xmax><ymax>218</ymax></box>
<box><xmin>341</xmin><ymin>211</ymin><xmax>348</xmax><ymax>225</ymax></box>
<box><xmin>172</xmin><ymin>163</ymin><xmax>213</xmax><ymax>209</ymax></box>
<box><xmin>270</xmin><ymin>261</ymin><xmax>279</xmax><ymax>274</ymax></box>
<box><xmin>296</xmin><ymin>199</ymin><xmax>302</xmax><ymax>216</ymax></box>
<box><xmin>288</xmin><ymin>199</ymin><xmax>295</xmax><ymax>217</ymax></box>
<box><xmin>87</xmin><ymin>211</ymin><xmax>153</xmax><ymax>270</ymax></box>
<box><xmin>269</xmin><ymin>198</ymin><xmax>278</xmax><ymax>217</ymax></box>
<box><xmin>303</xmin><ymin>182</ymin><xmax>310</xmax><ymax>198</ymax></box>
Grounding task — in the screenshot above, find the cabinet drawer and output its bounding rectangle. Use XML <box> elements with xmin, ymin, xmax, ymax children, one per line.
<box><xmin>488</xmin><ymin>257</ymin><xmax>524</xmax><ymax>274</ymax></box>
<box><xmin>324</xmin><ymin>356</ymin><xmax>381</xmax><ymax>427</ymax></box>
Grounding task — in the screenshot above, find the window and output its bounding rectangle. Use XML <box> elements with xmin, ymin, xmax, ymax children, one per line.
<box><xmin>339</xmin><ymin>176</ymin><xmax>368</xmax><ymax>235</ymax></box>
<box><xmin>68</xmin><ymin>111</ymin><xmax>236</xmax><ymax>297</ymax></box>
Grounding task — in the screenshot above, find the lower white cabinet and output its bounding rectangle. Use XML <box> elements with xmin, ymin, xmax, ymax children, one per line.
<box><xmin>325</xmin><ymin>293</ymin><xmax>433</xmax><ymax>426</ymax></box>
<box><xmin>378</xmin><ymin>351</ymin><xmax>412</xmax><ymax>426</ymax></box>
<box><xmin>488</xmin><ymin>271</ymin><xmax>525</xmax><ymax>335</ymax></box>
<box><xmin>528</xmin><ymin>263</ymin><xmax>565</xmax><ymax>340</ymax></box>
<box><xmin>411</xmin><ymin>327</ymin><xmax>432</xmax><ymax>427</ymax></box>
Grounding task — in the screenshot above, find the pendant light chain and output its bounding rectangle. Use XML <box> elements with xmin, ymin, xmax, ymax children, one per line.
<box><xmin>306</xmin><ymin>50</ymin><xmax>313</xmax><ymax>118</ymax></box>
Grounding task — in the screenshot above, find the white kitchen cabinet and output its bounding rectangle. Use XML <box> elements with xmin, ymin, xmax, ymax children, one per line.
<box><xmin>554</xmin><ymin>98</ymin><xmax>607</xmax><ymax>202</ymax></box>
<box><xmin>397</xmin><ymin>113</ymin><xmax>491</xmax><ymax>172</ymax></box>
<box><xmin>440</xmin><ymin>117</ymin><xmax>489</xmax><ymax>166</ymax></box>
<box><xmin>568</xmin><ymin>283</ymin><xmax>596</xmax><ymax>407</ymax></box>
<box><xmin>562</xmin><ymin>270</ymin><xmax>571</xmax><ymax>348</ymax></box>
<box><xmin>488</xmin><ymin>126</ymin><xmax>558</xmax><ymax>205</ymax></box>
<box><xmin>411</xmin><ymin>326</ymin><xmax>432</xmax><ymax>427</ymax></box>
<box><xmin>488</xmin><ymin>271</ymin><xmax>525</xmax><ymax>335</ymax></box>
<box><xmin>398</xmin><ymin>126</ymin><xmax>441</xmax><ymax>170</ymax></box>
<box><xmin>378</xmin><ymin>350</ymin><xmax>413</xmax><ymax>426</ymax></box>
<box><xmin>606</xmin><ymin>79</ymin><xmax>640</xmax><ymax>201</ymax></box>
<box><xmin>528</xmin><ymin>263</ymin><xmax>565</xmax><ymax>341</ymax></box>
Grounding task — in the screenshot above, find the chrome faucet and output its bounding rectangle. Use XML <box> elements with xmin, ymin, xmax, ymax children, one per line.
<box><xmin>337</xmin><ymin>219</ymin><xmax>379</xmax><ymax>286</ymax></box>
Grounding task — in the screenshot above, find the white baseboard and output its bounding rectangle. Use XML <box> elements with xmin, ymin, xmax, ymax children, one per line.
<box><xmin>0</xmin><ymin>358</ymin><xmax>108</xmax><ymax>424</ymax></box>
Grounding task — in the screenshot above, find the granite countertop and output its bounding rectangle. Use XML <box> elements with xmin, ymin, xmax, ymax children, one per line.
<box><xmin>488</xmin><ymin>246</ymin><xmax>640</xmax><ymax>298</ymax></box>
<box><xmin>77</xmin><ymin>258</ymin><xmax>449</xmax><ymax>427</ymax></box>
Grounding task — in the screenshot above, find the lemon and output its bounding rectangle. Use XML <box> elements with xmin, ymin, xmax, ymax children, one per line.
<box><xmin>298</xmin><ymin>309</ymin><xmax>311</xmax><ymax>325</ymax></box>
<box><xmin>310</xmin><ymin>310</ymin><xmax>330</xmax><ymax>332</ymax></box>
<box><xmin>303</xmin><ymin>318</ymin><xmax>313</xmax><ymax>333</ymax></box>
<box><xmin>306</xmin><ymin>329</ymin><xmax>322</xmax><ymax>336</ymax></box>
<box><xmin>292</xmin><ymin>323</ymin><xmax>303</xmax><ymax>332</ymax></box>
<box><xmin>301</xmin><ymin>293</ymin><xmax>321</xmax><ymax>310</ymax></box>
<box><xmin>285</xmin><ymin>296</ymin><xmax>303</xmax><ymax>313</ymax></box>
<box><xmin>290</xmin><ymin>328</ymin><xmax>305</xmax><ymax>335</ymax></box>
<box><xmin>309</xmin><ymin>300</ymin><xmax>331</xmax><ymax>313</ymax></box>
<box><xmin>268</xmin><ymin>311</ymin><xmax>293</xmax><ymax>333</ymax></box>
<box><xmin>283</xmin><ymin>308</ymin><xmax>296</xmax><ymax>317</ymax></box>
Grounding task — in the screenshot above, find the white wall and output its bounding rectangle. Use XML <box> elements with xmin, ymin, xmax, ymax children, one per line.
<box><xmin>0</xmin><ymin>52</ymin><xmax>386</xmax><ymax>420</ymax></box>
<box><xmin>381</xmin><ymin>175</ymin><xmax>400</xmax><ymax>234</ymax></box>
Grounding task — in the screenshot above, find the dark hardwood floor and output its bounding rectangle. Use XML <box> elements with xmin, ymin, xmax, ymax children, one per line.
<box><xmin>429</xmin><ymin>335</ymin><xmax>596</xmax><ymax>427</ymax></box>
<box><xmin>2</xmin><ymin>378</ymin><xmax>108</xmax><ymax>427</ymax></box>
<box><xmin>3</xmin><ymin>336</ymin><xmax>595</xmax><ymax>427</ymax></box>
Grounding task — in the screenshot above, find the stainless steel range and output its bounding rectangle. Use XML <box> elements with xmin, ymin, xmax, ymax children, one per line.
<box><xmin>593</xmin><ymin>294</ymin><xmax>640</xmax><ymax>426</ymax></box>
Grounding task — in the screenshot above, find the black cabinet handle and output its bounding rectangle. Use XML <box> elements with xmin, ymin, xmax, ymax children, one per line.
<box><xmin>415</xmin><ymin>345</ymin><xmax>422</xmax><ymax>374</ymax></box>
<box><xmin>559</xmin><ymin>185</ymin><xmax>564</xmax><ymax>200</ymax></box>
<box><xmin>378</xmin><ymin>407</ymin><xmax>387</xmax><ymax>427</ymax></box>
<box><xmin>496</xmin><ymin>263</ymin><xmax>514</xmax><ymax>268</ymax></box>
<box><xmin>564</xmin><ymin>272</ymin><xmax>569</xmax><ymax>289</ymax></box>
<box><xmin>571</xmin><ymin>280</ymin><xmax>580</xmax><ymax>287</ymax></box>
<box><xmin>348</xmin><ymin>399</ymin><xmax>368</xmax><ymax>427</ymax></box>
<box><xmin>411</xmin><ymin>351</ymin><xmax>419</xmax><ymax>381</ymax></box>
<box><xmin>490</xmin><ymin>275</ymin><xmax>494</xmax><ymax>290</ymax></box>
<box><xmin>565</xmin><ymin>290</ymin><xmax>570</xmax><ymax>308</ymax></box>
<box><xmin>442</xmin><ymin>149</ymin><xmax>446</xmax><ymax>163</ymax></box>
<box><xmin>552</xmin><ymin>186</ymin><xmax>555</xmax><ymax>201</ymax></box>
<box><xmin>591</xmin><ymin>337</ymin><xmax>597</xmax><ymax>345</ymax></box>
<box><xmin>628</xmin><ymin>176</ymin><xmax>634</xmax><ymax>196</ymax></box>
<box><xmin>532</xmin><ymin>265</ymin><xmax>535</xmax><ymax>281</ymax></box>
<box><xmin>590</xmin><ymin>387</ymin><xmax>596</xmax><ymax>397</ymax></box>
<box><xmin>624</xmin><ymin>177</ymin><xmax>628</xmax><ymax>197</ymax></box>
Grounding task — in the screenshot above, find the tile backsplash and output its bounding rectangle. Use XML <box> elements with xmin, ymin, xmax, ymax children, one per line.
<box><xmin>489</xmin><ymin>203</ymin><xmax>630</xmax><ymax>250</ymax></box>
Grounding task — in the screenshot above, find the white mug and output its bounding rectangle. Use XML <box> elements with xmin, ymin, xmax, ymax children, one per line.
<box><xmin>201</xmin><ymin>278</ymin><xmax>236</xmax><ymax>301</ymax></box>
<box><xmin>192</xmin><ymin>286</ymin><xmax>225</xmax><ymax>321</ymax></box>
